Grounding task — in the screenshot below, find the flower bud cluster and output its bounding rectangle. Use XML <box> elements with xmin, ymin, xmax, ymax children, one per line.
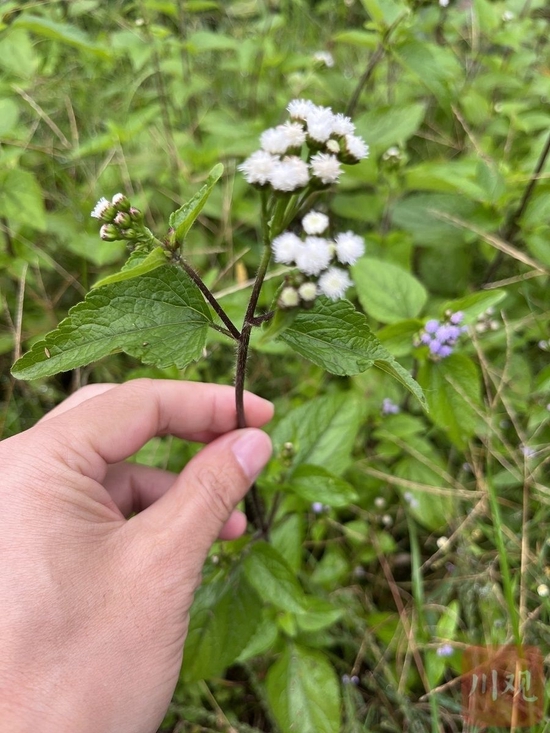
<box><xmin>474</xmin><ymin>306</ymin><xmax>500</xmax><ymax>334</ymax></box>
<box><xmin>91</xmin><ymin>193</ymin><xmax>145</xmax><ymax>243</ymax></box>
<box><xmin>238</xmin><ymin>99</ymin><xmax>369</xmax><ymax>193</ymax></box>
<box><xmin>273</xmin><ymin>210</ymin><xmax>365</xmax><ymax>307</ymax></box>
<box><xmin>416</xmin><ymin>311</ymin><xmax>467</xmax><ymax>359</ymax></box>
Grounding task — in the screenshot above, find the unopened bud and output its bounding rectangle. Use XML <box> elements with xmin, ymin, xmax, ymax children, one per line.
<box><xmin>278</xmin><ymin>286</ymin><xmax>299</xmax><ymax>309</ymax></box>
<box><xmin>99</xmin><ymin>223</ymin><xmax>121</xmax><ymax>242</ymax></box>
<box><xmin>281</xmin><ymin>441</ymin><xmax>295</xmax><ymax>459</ymax></box>
<box><xmin>120</xmin><ymin>228</ymin><xmax>138</xmax><ymax>240</ymax></box>
<box><xmin>298</xmin><ymin>282</ymin><xmax>317</xmax><ymax>302</ymax></box>
<box><xmin>112</xmin><ymin>193</ymin><xmax>131</xmax><ymax>212</ymax></box>
<box><xmin>129</xmin><ymin>206</ymin><xmax>144</xmax><ymax>223</ymax></box>
<box><xmin>114</xmin><ymin>211</ymin><xmax>131</xmax><ymax>228</ymax></box>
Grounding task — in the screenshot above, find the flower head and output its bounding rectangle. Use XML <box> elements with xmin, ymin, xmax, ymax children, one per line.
<box><xmin>302</xmin><ymin>210</ymin><xmax>329</xmax><ymax>235</ymax></box>
<box><xmin>313</xmin><ymin>51</ymin><xmax>335</xmax><ymax>68</ymax></box>
<box><xmin>382</xmin><ymin>398</ymin><xmax>400</xmax><ymax>415</ymax></box>
<box><xmin>344</xmin><ymin>134</ymin><xmax>369</xmax><ymax>161</ymax></box>
<box><xmin>269</xmin><ymin>156</ymin><xmax>310</xmax><ymax>191</ymax></box>
<box><xmin>91</xmin><ymin>197</ymin><xmax>111</xmax><ymax>220</ymax></box>
<box><xmin>436</xmin><ymin>644</ymin><xmax>454</xmax><ymax>658</ymax></box>
<box><xmin>332</xmin><ymin>113</ymin><xmax>355</xmax><ymax>136</ymax></box>
<box><xmin>305</xmin><ymin>105</ymin><xmax>336</xmax><ymax>143</ymax></box>
<box><xmin>272</xmin><ymin>232</ymin><xmax>301</xmax><ymax>265</ymax></box>
<box><xmin>287</xmin><ymin>99</ymin><xmax>315</xmax><ymax>120</ymax></box>
<box><xmin>318</xmin><ymin>266</ymin><xmax>352</xmax><ymax>300</ymax></box>
<box><xmin>238</xmin><ymin>150</ymin><xmax>279</xmax><ymax>185</ymax></box>
<box><xmin>279</xmin><ymin>286</ymin><xmax>300</xmax><ymax>309</ymax></box>
<box><xmin>335</xmin><ymin>231</ymin><xmax>365</xmax><ymax>265</ymax></box>
<box><xmin>298</xmin><ymin>281</ymin><xmax>318</xmax><ymax>302</ymax></box>
<box><xmin>295</xmin><ymin>237</ymin><xmax>332</xmax><ymax>276</ymax></box>
<box><xmin>310</xmin><ymin>152</ymin><xmax>342</xmax><ymax>184</ymax></box>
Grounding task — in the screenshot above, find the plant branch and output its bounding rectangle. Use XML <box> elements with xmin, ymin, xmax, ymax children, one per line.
<box><xmin>176</xmin><ymin>257</ymin><xmax>241</xmax><ymax>340</ymax></box>
<box><xmin>483</xmin><ymin>130</ymin><xmax>550</xmax><ymax>282</ymax></box>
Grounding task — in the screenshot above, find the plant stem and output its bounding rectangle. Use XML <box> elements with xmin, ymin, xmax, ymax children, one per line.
<box><xmin>177</xmin><ymin>257</ymin><xmax>241</xmax><ymax>340</ymax></box>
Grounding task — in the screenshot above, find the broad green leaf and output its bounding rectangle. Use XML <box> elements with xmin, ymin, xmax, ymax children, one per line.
<box><xmin>355</xmin><ymin>103</ymin><xmax>426</xmax><ymax>150</ymax></box>
<box><xmin>333</xmin><ymin>30</ymin><xmax>378</xmax><ymax>48</ymax></box>
<box><xmin>0</xmin><ymin>169</ymin><xmax>46</xmax><ymax>231</ymax></box>
<box><xmin>353</xmin><ymin>258</ymin><xmax>428</xmax><ymax>323</ymax></box>
<box><xmin>442</xmin><ymin>290</ymin><xmax>506</xmax><ymax>321</ymax></box>
<box><xmin>295</xmin><ymin>597</ymin><xmax>344</xmax><ymax>633</ymax></box>
<box><xmin>182</xmin><ymin>564</ymin><xmax>262</xmax><ymax>681</ymax></box>
<box><xmin>395</xmin><ymin>457</ymin><xmax>455</xmax><ymax>531</ymax></box>
<box><xmin>266</xmin><ymin>644</ymin><xmax>341</xmax><ymax>733</ymax></box>
<box><xmin>12</xmin><ymin>266</ymin><xmax>212</xmax><ymax>380</ymax></box>
<box><xmin>377</xmin><ymin>319</ymin><xmax>422</xmax><ymax>357</ymax></box>
<box><xmin>237</xmin><ymin>614</ymin><xmax>279</xmax><ymax>663</ymax></box>
<box><xmin>360</xmin><ymin>0</ymin><xmax>408</xmax><ymax>25</ymax></box>
<box><xmin>270</xmin><ymin>514</ymin><xmax>303</xmax><ymax>573</ymax></box>
<box><xmin>243</xmin><ymin>542</ymin><xmax>307</xmax><ymax>613</ymax></box>
<box><xmin>271</xmin><ymin>392</ymin><xmax>365</xmax><ymax>475</ymax></box>
<box><xmin>279</xmin><ymin>298</ymin><xmax>425</xmax><ymax>407</ymax></box>
<box><xmin>418</xmin><ymin>354</ymin><xmax>481</xmax><ymax>448</ymax></box>
<box><xmin>391</xmin><ymin>193</ymin><xmax>478</xmax><ymax>247</ymax></box>
<box><xmin>92</xmin><ymin>247</ymin><xmax>169</xmax><ymax>288</ymax></box>
<box><xmin>12</xmin><ymin>14</ymin><xmax>112</xmax><ymax>58</ymax></box>
<box><xmin>169</xmin><ymin>163</ymin><xmax>223</xmax><ymax>242</ymax></box>
<box><xmin>289</xmin><ymin>465</ymin><xmax>358</xmax><ymax>507</ymax></box>
<box><xmin>0</xmin><ymin>29</ymin><xmax>39</xmax><ymax>78</ymax></box>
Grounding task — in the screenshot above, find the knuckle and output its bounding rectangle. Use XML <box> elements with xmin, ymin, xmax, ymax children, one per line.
<box><xmin>194</xmin><ymin>467</ymin><xmax>233</xmax><ymax>523</ymax></box>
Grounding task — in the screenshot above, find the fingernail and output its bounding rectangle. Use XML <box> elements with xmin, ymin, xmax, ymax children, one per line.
<box><xmin>231</xmin><ymin>430</ymin><xmax>272</xmax><ymax>481</ymax></box>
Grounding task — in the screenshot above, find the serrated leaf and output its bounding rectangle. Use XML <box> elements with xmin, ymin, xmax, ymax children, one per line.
<box><xmin>169</xmin><ymin>163</ymin><xmax>223</xmax><ymax>242</ymax></box>
<box><xmin>266</xmin><ymin>644</ymin><xmax>341</xmax><ymax>733</ymax></box>
<box><xmin>243</xmin><ymin>542</ymin><xmax>307</xmax><ymax>613</ymax></box>
<box><xmin>182</xmin><ymin>564</ymin><xmax>262</xmax><ymax>682</ymax></box>
<box><xmin>278</xmin><ymin>297</ymin><xmax>425</xmax><ymax>407</ymax></box>
<box><xmin>92</xmin><ymin>247</ymin><xmax>169</xmax><ymax>288</ymax></box>
<box><xmin>290</xmin><ymin>465</ymin><xmax>358</xmax><ymax>507</ymax></box>
<box><xmin>442</xmin><ymin>290</ymin><xmax>507</xmax><ymax>321</ymax></box>
<box><xmin>271</xmin><ymin>392</ymin><xmax>365</xmax><ymax>475</ymax></box>
<box><xmin>353</xmin><ymin>257</ymin><xmax>428</xmax><ymax>323</ymax></box>
<box><xmin>12</xmin><ymin>266</ymin><xmax>212</xmax><ymax>380</ymax></box>
<box><xmin>418</xmin><ymin>354</ymin><xmax>481</xmax><ymax>448</ymax></box>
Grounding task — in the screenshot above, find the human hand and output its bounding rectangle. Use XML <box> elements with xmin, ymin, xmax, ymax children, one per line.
<box><xmin>0</xmin><ymin>379</ymin><xmax>273</xmax><ymax>733</ymax></box>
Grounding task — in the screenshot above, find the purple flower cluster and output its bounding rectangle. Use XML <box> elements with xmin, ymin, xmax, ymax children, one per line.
<box><xmin>417</xmin><ymin>311</ymin><xmax>467</xmax><ymax>359</ymax></box>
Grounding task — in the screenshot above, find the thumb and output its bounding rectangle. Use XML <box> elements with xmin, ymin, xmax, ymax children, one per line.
<box><xmin>132</xmin><ymin>428</ymin><xmax>272</xmax><ymax>561</ymax></box>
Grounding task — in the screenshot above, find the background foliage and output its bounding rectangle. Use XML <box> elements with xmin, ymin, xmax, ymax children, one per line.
<box><xmin>1</xmin><ymin>0</ymin><xmax>549</xmax><ymax>731</ymax></box>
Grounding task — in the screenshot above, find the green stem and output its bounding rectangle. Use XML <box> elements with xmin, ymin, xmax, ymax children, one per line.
<box><xmin>486</xmin><ymin>476</ymin><xmax>521</xmax><ymax>644</ymax></box>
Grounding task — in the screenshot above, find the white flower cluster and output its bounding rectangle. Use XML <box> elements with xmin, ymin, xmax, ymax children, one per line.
<box><xmin>239</xmin><ymin>100</ymin><xmax>369</xmax><ymax>192</ymax></box>
<box><xmin>273</xmin><ymin>210</ymin><xmax>365</xmax><ymax>305</ymax></box>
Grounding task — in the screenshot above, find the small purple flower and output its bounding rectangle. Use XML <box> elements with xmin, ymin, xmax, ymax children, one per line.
<box><xmin>382</xmin><ymin>398</ymin><xmax>400</xmax><ymax>415</ymax></box>
<box><xmin>436</xmin><ymin>643</ymin><xmax>454</xmax><ymax>658</ymax></box>
<box><xmin>439</xmin><ymin>345</ymin><xmax>453</xmax><ymax>358</ymax></box>
<box><xmin>429</xmin><ymin>340</ymin><xmax>442</xmax><ymax>355</ymax></box>
<box><xmin>350</xmin><ymin>675</ymin><xmax>360</xmax><ymax>685</ymax></box>
<box><xmin>450</xmin><ymin>311</ymin><xmax>464</xmax><ymax>324</ymax></box>
<box><xmin>420</xmin><ymin>333</ymin><xmax>431</xmax><ymax>345</ymax></box>
<box><xmin>311</xmin><ymin>502</ymin><xmax>324</xmax><ymax>514</ymax></box>
<box><xmin>425</xmin><ymin>319</ymin><xmax>440</xmax><ymax>334</ymax></box>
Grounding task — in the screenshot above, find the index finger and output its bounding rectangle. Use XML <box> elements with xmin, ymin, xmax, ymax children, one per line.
<box><xmin>33</xmin><ymin>379</ymin><xmax>274</xmax><ymax>480</ymax></box>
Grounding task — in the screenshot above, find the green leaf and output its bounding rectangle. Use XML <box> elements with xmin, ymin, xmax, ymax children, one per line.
<box><xmin>271</xmin><ymin>392</ymin><xmax>365</xmax><ymax>475</ymax></box>
<box><xmin>279</xmin><ymin>298</ymin><xmax>425</xmax><ymax>407</ymax></box>
<box><xmin>355</xmin><ymin>103</ymin><xmax>426</xmax><ymax>150</ymax></box>
<box><xmin>169</xmin><ymin>163</ymin><xmax>223</xmax><ymax>243</ymax></box>
<box><xmin>0</xmin><ymin>169</ymin><xmax>46</xmax><ymax>231</ymax></box>
<box><xmin>0</xmin><ymin>98</ymin><xmax>19</xmax><ymax>134</ymax></box>
<box><xmin>353</xmin><ymin>257</ymin><xmax>428</xmax><ymax>323</ymax></box>
<box><xmin>12</xmin><ymin>266</ymin><xmax>212</xmax><ymax>380</ymax></box>
<box><xmin>394</xmin><ymin>457</ymin><xmax>455</xmax><ymax>531</ymax></box>
<box><xmin>289</xmin><ymin>465</ymin><xmax>358</xmax><ymax>507</ymax></box>
<box><xmin>418</xmin><ymin>354</ymin><xmax>481</xmax><ymax>448</ymax></box>
<box><xmin>182</xmin><ymin>564</ymin><xmax>262</xmax><ymax>682</ymax></box>
<box><xmin>295</xmin><ymin>597</ymin><xmax>345</xmax><ymax>633</ymax></box>
<box><xmin>391</xmin><ymin>193</ymin><xmax>478</xmax><ymax>247</ymax></box>
<box><xmin>376</xmin><ymin>319</ymin><xmax>422</xmax><ymax>357</ymax></box>
<box><xmin>266</xmin><ymin>644</ymin><xmax>341</xmax><ymax>733</ymax></box>
<box><xmin>243</xmin><ymin>542</ymin><xmax>307</xmax><ymax>613</ymax></box>
<box><xmin>92</xmin><ymin>247</ymin><xmax>169</xmax><ymax>288</ymax></box>
<box><xmin>12</xmin><ymin>14</ymin><xmax>112</xmax><ymax>58</ymax></box>
<box><xmin>442</xmin><ymin>290</ymin><xmax>507</xmax><ymax>321</ymax></box>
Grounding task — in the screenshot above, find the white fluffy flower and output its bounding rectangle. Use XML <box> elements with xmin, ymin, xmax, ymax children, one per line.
<box><xmin>335</xmin><ymin>231</ymin><xmax>365</xmax><ymax>265</ymax></box>
<box><xmin>287</xmin><ymin>99</ymin><xmax>314</xmax><ymax>120</ymax></box>
<box><xmin>306</xmin><ymin>106</ymin><xmax>336</xmax><ymax>143</ymax></box>
<box><xmin>344</xmin><ymin>134</ymin><xmax>369</xmax><ymax>161</ymax></box>
<box><xmin>313</xmin><ymin>51</ymin><xmax>335</xmax><ymax>68</ymax></box>
<box><xmin>111</xmin><ymin>193</ymin><xmax>126</xmax><ymax>206</ymax></box>
<box><xmin>310</xmin><ymin>152</ymin><xmax>342</xmax><ymax>184</ymax></box>
<box><xmin>318</xmin><ymin>267</ymin><xmax>352</xmax><ymax>300</ymax></box>
<box><xmin>332</xmin><ymin>113</ymin><xmax>355</xmax><ymax>136</ymax></box>
<box><xmin>302</xmin><ymin>210</ymin><xmax>329</xmax><ymax>235</ymax></box>
<box><xmin>281</xmin><ymin>121</ymin><xmax>306</xmax><ymax>148</ymax></box>
<box><xmin>260</xmin><ymin>127</ymin><xmax>290</xmax><ymax>155</ymax></box>
<box><xmin>269</xmin><ymin>156</ymin><xmax>309</xmax><ymax>191</ymax></box>
<box><xmin>295</xmin><ymin>236</ymin><xmax>332</xmax><ymax>276</ymax></box>
<box><xmin>439</xmin><ymin>0</ymin><xmax>449</xmax><ymax>6</ymax></box>
<box><xmin>298</xmin><ymin>281</ymin><xmax>318</xmax><ymax>302</ymax></box>
<box><xmin>238</xmin><ymin>150</ymin><xmax>279</xmax><ymax>185</ymax></box>
<box><xmin>272</xmin><ymin>232</ymin><xmax>301</xmax><ymax>264</ymax></box>
<box><xmin>91</xmin><ymin>197</ymin><xmax>110</xmax><ymax>219</ymax></box>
